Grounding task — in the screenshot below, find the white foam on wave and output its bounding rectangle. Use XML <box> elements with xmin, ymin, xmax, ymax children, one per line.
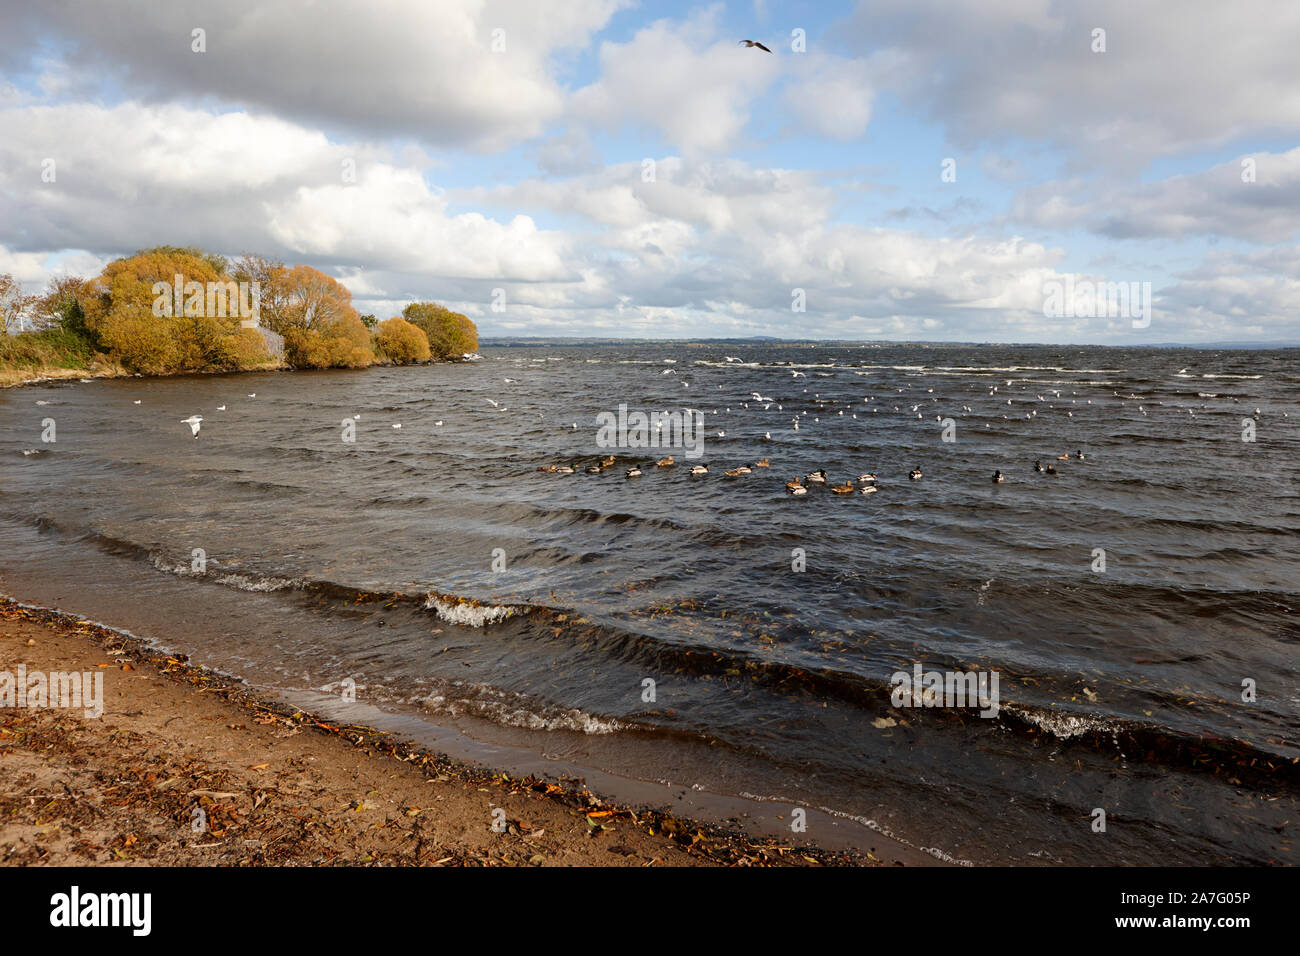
<box><xmin>422</xmin><ymin>683</ymin><xmax>622</xmax><ymax>734</ymax></box>
<box><xmin>934</xmin><ymin>365</ymin><xmax>1122</xmax><ymax>374</ymax></box>
<box><xmin>150</xmin><ymin>553</ymin><xmax>296</xmax><ymax>592</ymax></box>
<box><xmin>424</xmin><ymin>595</ymin><xmax>516</xmax><ymax>627</ymax></box>
<box><xmin>216</xmin><ymin>573</ymin><xmax>297</xmax><ymax>592</ymax></box>
<box><xmin>1008</xmin><ymin>706</ymin><xmax>1111</xmax><ymax>740</ymax></box>
<box><xmin>1176</xmin><ymin>373</ymin><xmax>1262</xmax><ymax>379</ymax></box>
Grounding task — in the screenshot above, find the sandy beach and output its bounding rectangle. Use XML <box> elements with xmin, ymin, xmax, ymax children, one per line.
<box><xmin>0</xmin><ymin>599</ymin><xmax>926</xmax><ymax>867</ymax></box>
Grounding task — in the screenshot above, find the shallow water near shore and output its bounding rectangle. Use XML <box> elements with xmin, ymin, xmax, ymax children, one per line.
<box><xmin>2</xmin><ymin>343</ymin><xmax>1297</xmax><ymax>864</ymax></box>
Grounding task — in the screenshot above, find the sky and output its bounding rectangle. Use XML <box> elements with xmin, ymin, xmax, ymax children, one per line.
<box><xmin>1</xmin><ymin>0</ymin><xmax>1297</xmax><ymax>344</ymax></box>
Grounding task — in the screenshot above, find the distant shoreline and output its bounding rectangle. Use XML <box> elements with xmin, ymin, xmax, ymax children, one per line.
<box><xmin>477</xmin><ymin>338</ymin><xmax>1300</xmax><ymax>349</ymax></box>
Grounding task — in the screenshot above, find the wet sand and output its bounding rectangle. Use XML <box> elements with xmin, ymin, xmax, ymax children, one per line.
<box><xmin>0</xmin><ymin>599</ymin><xmax>927</xmax><ymax>867</ymax></box>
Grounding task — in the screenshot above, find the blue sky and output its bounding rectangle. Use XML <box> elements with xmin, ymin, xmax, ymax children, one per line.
<box><xmin>1</xmin><ymin>0</ymin><xmax>1297</xmax><ymax>344</ymax></box>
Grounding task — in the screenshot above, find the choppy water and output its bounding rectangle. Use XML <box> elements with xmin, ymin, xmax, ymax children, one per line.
<box><xmin>2</xmin><ymin>343</ymin><xmax>1297</xmax><ymax>864</ymax></box>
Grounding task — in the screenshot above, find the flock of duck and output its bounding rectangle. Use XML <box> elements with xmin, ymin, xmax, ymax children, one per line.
<box><xmin>538</xmin><ymin>450</ymin><xmax>1089</xmax><ymax>494</ymax></box>
<box><xmin>537</xmin><ymin>454</ymin><xmax>774</xmax><ymax>479</ymax></box>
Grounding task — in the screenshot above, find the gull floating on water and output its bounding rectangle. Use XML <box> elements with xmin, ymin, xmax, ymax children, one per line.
<box><xmin>181</xmin><ymin>415</ymin><xmax>203</xmax><ymax>437</ymax></box>
<box><xmin>216</xmin><ymin>405</ymin><xmax>226</xmax><ymax>411</ymax></box>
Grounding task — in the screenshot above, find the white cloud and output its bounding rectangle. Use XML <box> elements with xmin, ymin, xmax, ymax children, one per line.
<box><xmin>572</xmin><ymin>9</ymin><xmax>781</xmax><ymax>155</ymax></box>
<box><xmin>1009</xmin><ymin>149</ymin><xmax>1300</xmax><ymax>243</ymax></box>
<box><xmin>0</xmin><ymin>102</ymin><xmax>571</xmax><ymax>283</ymax></box>
<box><xmin>782</xmin><ymin>54</ymin><xmax>882</xmax><ymax>141</ymax></box>
<box><xmin>265</xmin><ymin>166</ymin><xmax>570</xmax><ymax>280</ymax></box>
<box><xmin>838</xmin><ymin>0</ymin><xmax>1300</xmax><ymax>165</ymax></box>
<box><xmin>2</xmin><ymin>0</ymin><xmax>627</xmax><ymax>151</ymax></box>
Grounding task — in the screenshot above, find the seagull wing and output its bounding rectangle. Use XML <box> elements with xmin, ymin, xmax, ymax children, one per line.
<box><xmin>755</xmin><ymin>42</ymin><xmax>772</xmax><ymax>53</ymax></box>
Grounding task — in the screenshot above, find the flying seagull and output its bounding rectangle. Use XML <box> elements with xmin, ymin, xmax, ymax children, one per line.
<box><xmin>181</xmin><ymin>415</ymin><xmax>203</xmax><ymax>437</ymax></box>
<box><xmin>738</xmin><ymin>40</ymin><xmax>772</xmax><ymax>52</ymax></box>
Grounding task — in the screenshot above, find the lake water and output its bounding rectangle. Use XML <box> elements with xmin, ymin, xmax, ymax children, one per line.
<box><xmin>2</xmin><ymin>342</ymin><xmax>1296</xmax><ymax>864</ymax></box>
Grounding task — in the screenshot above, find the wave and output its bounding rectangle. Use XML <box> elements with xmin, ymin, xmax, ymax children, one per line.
<box><xmin>1175</xmin><ymin>373</ymin><xmax>1264</xmax><ymax>380</ymax></box>
<box><xmin>421</xmin><ymin>682</ymin><xmax>622</xmax><ymax>734</ymax></box>
<box><xmin>424</xmin><ymin>595</ymin><xmax>517</xmax><ymax>627</ymax></box>
<box><xmin>10</xmin><ymin>510</ymin><xmax>1297</xmax><ymax>784</ymax></box>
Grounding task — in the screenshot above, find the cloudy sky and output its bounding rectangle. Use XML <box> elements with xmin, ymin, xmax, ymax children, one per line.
<box><xmin>1</xmin><ymin>0</ymin><xmax>1297</xmax><ymax>344</ymax></box>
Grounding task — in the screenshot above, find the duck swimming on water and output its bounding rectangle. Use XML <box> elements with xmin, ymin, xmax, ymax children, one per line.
<box><xmin>908</xmin><ymin>467</ymin><xmax>923</xmax><ymax>480</ymax></box>
<box><xmin>992</xmin><ymin>470</ymin><xmax>1005</xmax><ymax>483</ymax></box>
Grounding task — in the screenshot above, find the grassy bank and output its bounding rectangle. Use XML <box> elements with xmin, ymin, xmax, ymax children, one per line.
<box><xmin>0</xmin><ymin>329</ymin><xmax>121</xmax><ymax>387</ymax></box>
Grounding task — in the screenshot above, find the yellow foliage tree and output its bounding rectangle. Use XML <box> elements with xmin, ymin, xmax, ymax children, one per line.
<box><xmin>401</xmin><ymin>302</ymin><xmax>479</xmax><ymax>360</ymax></box>
<box><xmin>373</xmin><ymin>317</ymin><xmax>431</xmax><ymax>364</ymax></box>
<box><xmin>283</xmin><ymin>314</ymin><xmax>374</xmax><ymax>369</ymax></box>
<box><xmin>234</xmin><ymin>256</ymin><xmax>359</xmax><ymax>335</ymax></box>
<box><xmin>87</xmin><ymin>247</ymin><xmax>267</xmax><ymax>373</ymax></box>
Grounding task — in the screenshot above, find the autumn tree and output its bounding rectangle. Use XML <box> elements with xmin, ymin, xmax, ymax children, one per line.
<box><xmin>231</xmin><ymin>254</ymin><xmax>291</xmax><ymax>332</ymax></box>
<box><xmin>401</xmin><ymin>302</ymin><xmax>479</xmax><ymax>360</ymax></box>
<box><xmin>0</xmin><ymin>273</ymin><xmax>35</xmax><ymax>334</ymax></box>
<box><xmin>233</xmin><ymin>259</ymin><xmax>359</xmax><ymax>336</ymax></box>
<box><xmin>283</xmin><ymin>314</ymin><xmax>374</xmax><ymax>369</ymax></box>
<box><xmin>373</xmin><ymin>317</ymin><xmax>431</xmax><ymax>364</ymax></box>
<box><xmin>35</xmin><ymin>275</ymin><xmax>96</xmax><ymax>338</ymax></box>
<box><xmin>86</xmin><ymin>247</ymin><xmax>266</xmax><ymax>374</ymax></box>
<box><xmin>234</xmin><ymin>259</ymin><xmax>370</xmax><ymax>369</ymax></box>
